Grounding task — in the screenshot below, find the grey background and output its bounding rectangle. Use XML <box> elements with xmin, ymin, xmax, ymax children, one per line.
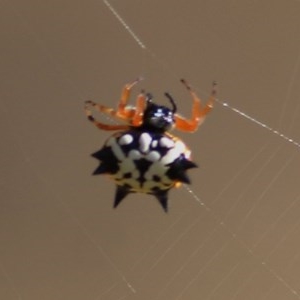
<box><xmin>1</xmin><ymin>1</ymin><xmax>300</xmax><ymax>299</ymax></box>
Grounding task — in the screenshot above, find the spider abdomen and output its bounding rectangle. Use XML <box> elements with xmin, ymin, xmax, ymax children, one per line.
<box><xmin>91</xmin><ymin>129</ymin><xmax>197</xmax><ymax>211</ymax></box>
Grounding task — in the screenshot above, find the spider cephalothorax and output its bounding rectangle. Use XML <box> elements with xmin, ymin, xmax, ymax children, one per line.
<box><xmin>84</xmin><ymin>78</ymin><xmax>216</xmax><ymax>212</ymax></box>
<box><xmin>140</xmin><ymin>93</ymin><xmax>176</xmax><ymax>132</ymax></box>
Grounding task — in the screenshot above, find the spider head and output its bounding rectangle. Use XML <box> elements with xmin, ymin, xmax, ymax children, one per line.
<box><xmin>142</xmin><ymin>92</ymin><xmax>177</xmax><ymax>132</ymax></box>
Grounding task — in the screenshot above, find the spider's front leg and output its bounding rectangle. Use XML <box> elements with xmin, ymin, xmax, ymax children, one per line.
<box><xmin>116</xmin><ymin>77</ymin><xmax>144</xmax><ymax>120</ymax></box>
<box><xmin>174</xmin><ymin>79</ymin><xmax>217</xmax><ymax>132</ymax></box>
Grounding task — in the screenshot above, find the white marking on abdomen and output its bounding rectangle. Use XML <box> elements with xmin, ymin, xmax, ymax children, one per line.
<box><xmin>128</xmin><ymin>149</ymin><xmax>142</xmax><ymax>160</ymax></box>
<box><xmin>119</xmin><ymin>134</ymin><xmax>133</xmax><ymax>145</ymax></box>
<box><xmin>107</xmin><ymin>137</ymin><xmax>125</xmax><ymax>160</ymax></box>
<box><xmin>159</xmin><ymin>137</ymin><xmax>175</xmax><ymax>148</ymax></box>
<box><xmin>151</xmin><ymin>140</ymin><xmax>158</xmax><ymax>148</ymax></box>
<box><xmin>161</xmin><ymin>148</ymin><xmax>181</xmax><ymax>165</ymax></box>
<box><xmin>145</xmin><ymin>151</ymin><xmax>161</xmax><ymax>162</ymax></box>
<box><xmin>139</xmin><ymin>133</ymin><xmax>152</xmax><ymax>153</ymax></box>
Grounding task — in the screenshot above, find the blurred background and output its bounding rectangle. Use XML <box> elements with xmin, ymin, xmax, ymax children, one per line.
<box><xmin>1</xmin><ymin>1</ymin><xmax>300</xmax><ymax>299</ymax></box>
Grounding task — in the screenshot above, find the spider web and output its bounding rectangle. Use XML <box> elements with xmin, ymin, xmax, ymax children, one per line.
<box><xmin>1</xmin><ymin>1</ymin><xmax>300</xmax><ymax>300</ymax></box>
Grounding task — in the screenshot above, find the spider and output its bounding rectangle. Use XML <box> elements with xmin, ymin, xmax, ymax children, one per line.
<box><xmin>84</xmin><ymin>78</ymin><xmax>216</xmax><ymax>212</ymax></box>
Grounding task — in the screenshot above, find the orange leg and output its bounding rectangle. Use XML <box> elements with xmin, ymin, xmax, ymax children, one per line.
<box><xmin>131</xmin><ymin>92</ymin><xmax>147</xmax><ymax>126</ymax></box>
<box><xmin>84</xmin><ymin>100</ymin><xmax>130</xmax><ymax>131</ymax></box>
<box><xmin>175</xmin><ymin>79</ymin><xmax>217</xmax><ymax>132</ymax></box>
<box><xmin>84</xmin><ymin>78</ymin><xmax>146</xmax><ymax>131</ymax></box>
<box><xmin>116</xmin><ymin>77</ymin><xmax>143</xmax><ymax>120</ymax></box>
